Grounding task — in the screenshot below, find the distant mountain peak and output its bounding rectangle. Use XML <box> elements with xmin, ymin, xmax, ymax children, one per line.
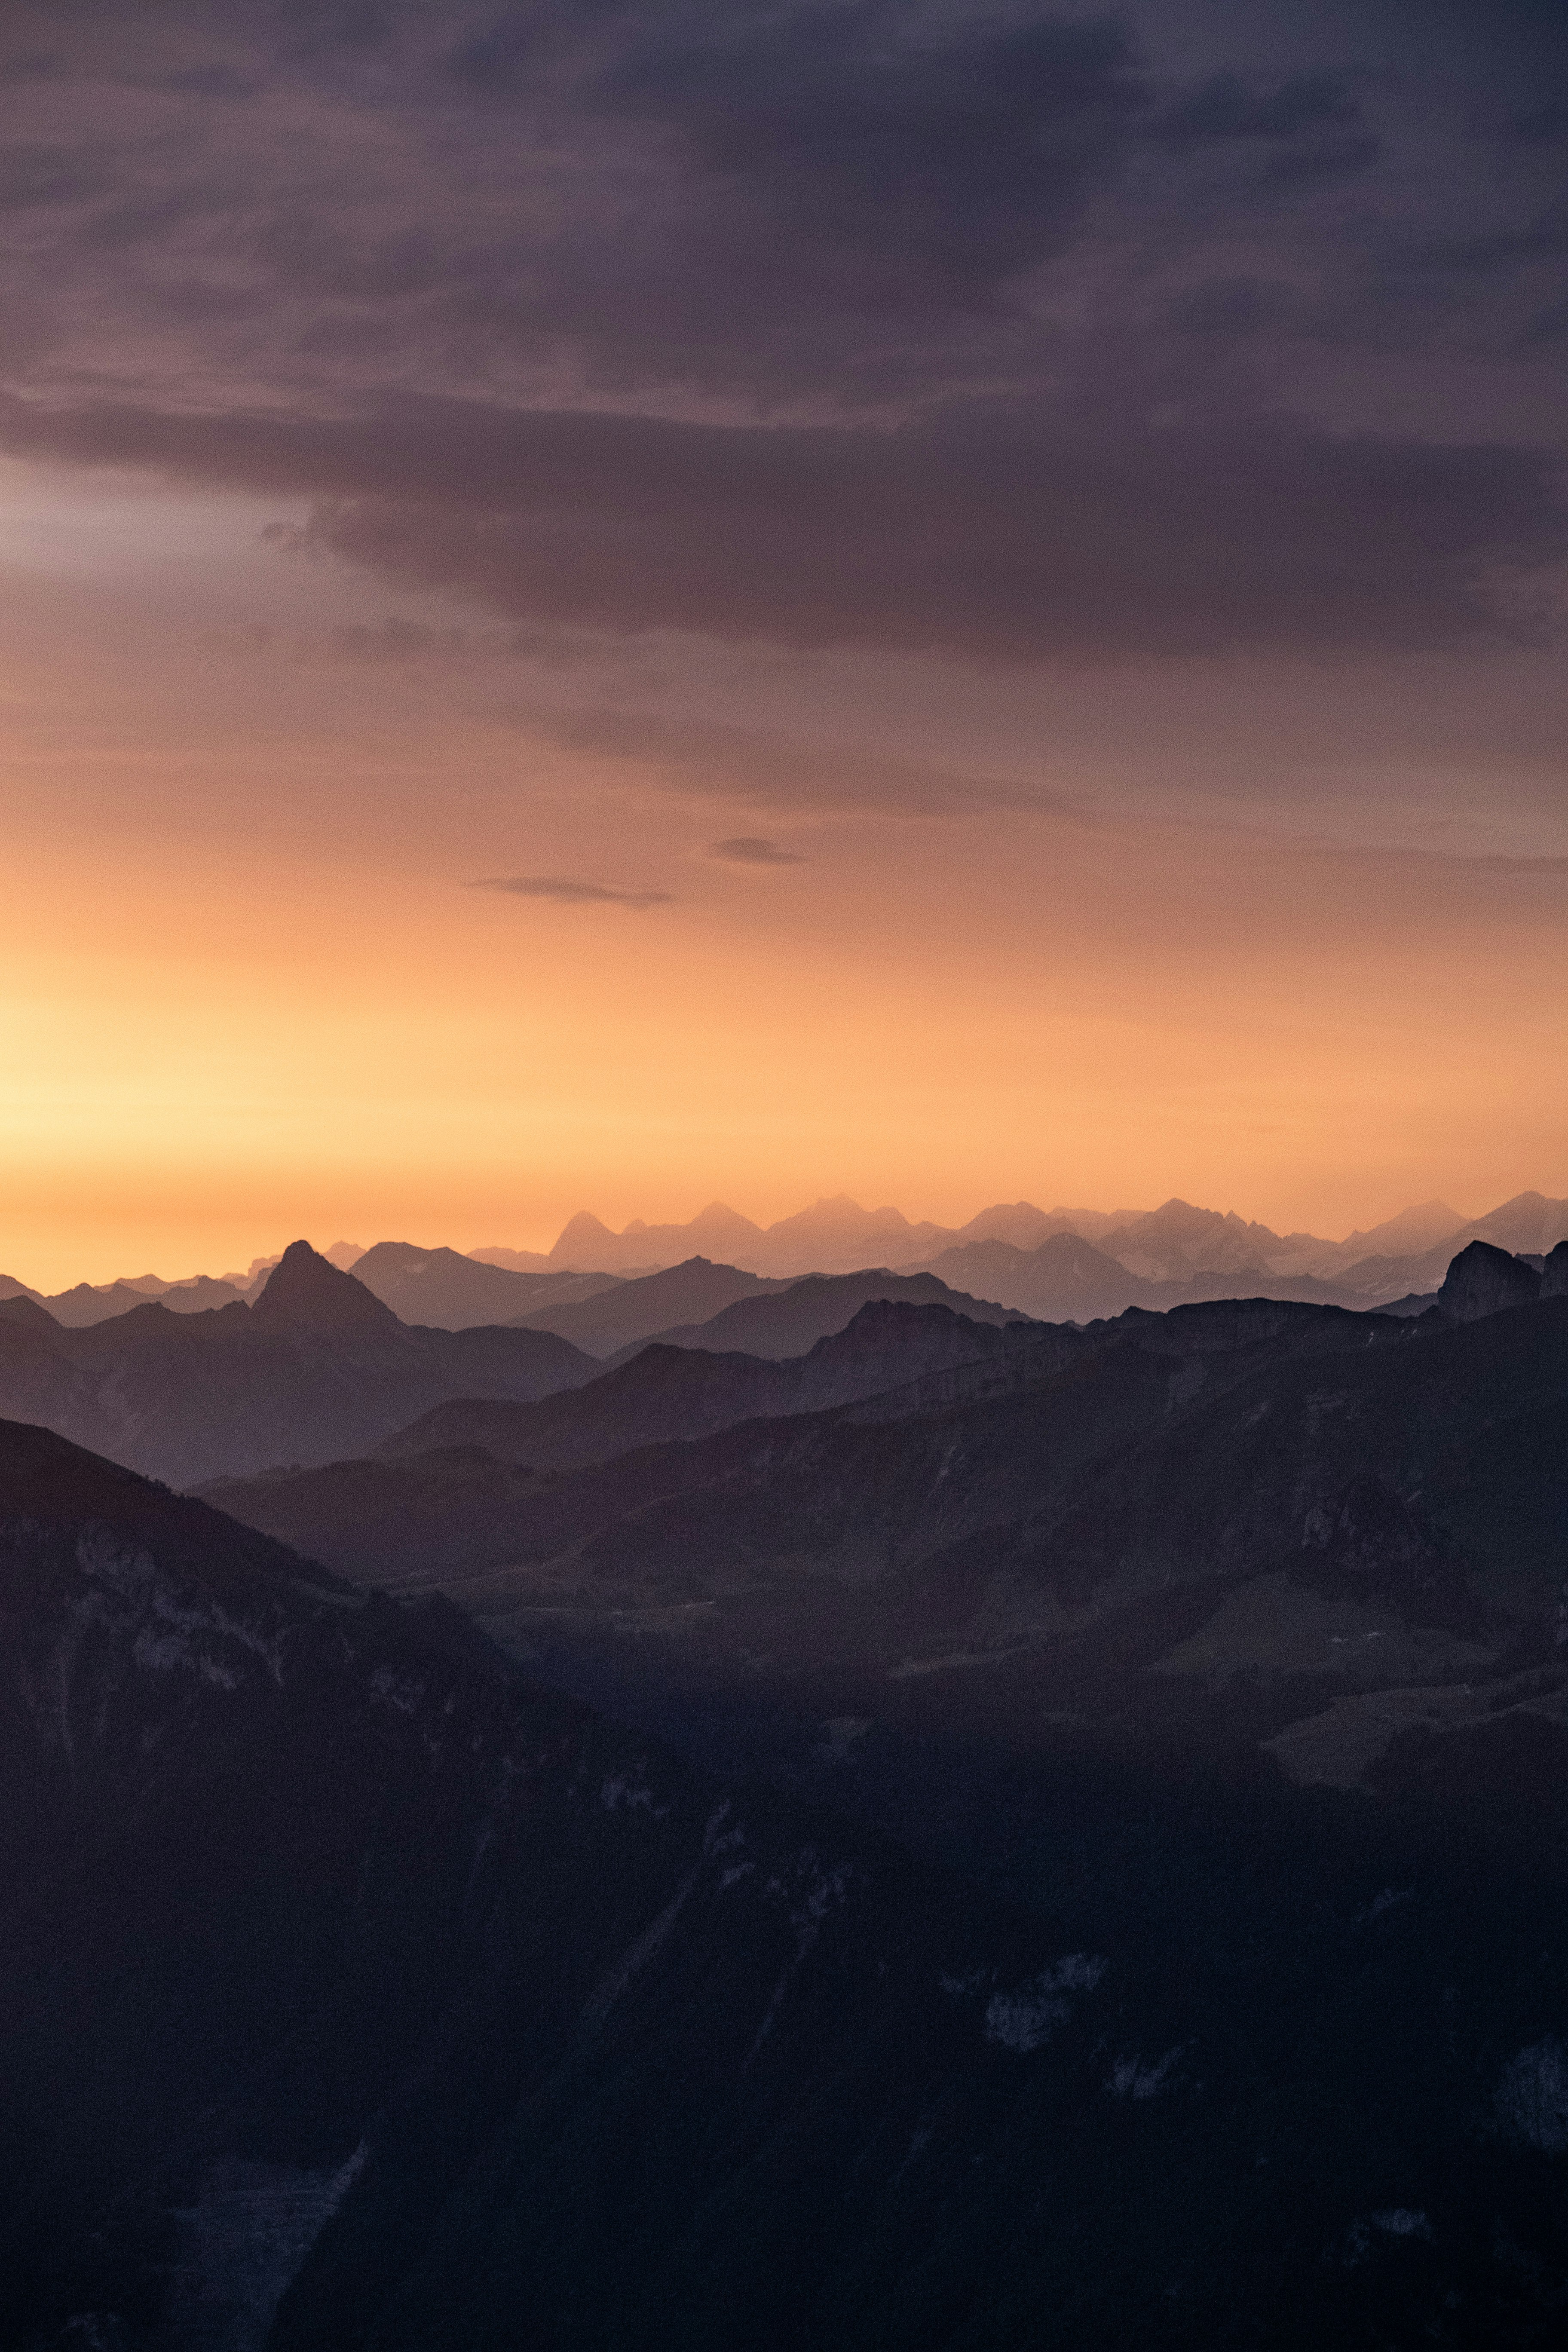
<box><xmin>250</xmin><ymin>1239</ymin><xmax>401</xmax><ymax>1335</ymax></box>
<box><xmin>549</xmin><ymin>1211</ymin><xmax>620</xmax><ymax>1262</ymax></box>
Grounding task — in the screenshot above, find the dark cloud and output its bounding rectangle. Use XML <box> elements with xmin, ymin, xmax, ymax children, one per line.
<box><xmin>0</xmin><ymin>0</ymin><xmax>1556</xmax><ymax>407</ymax></box>
<box><xmin>576</xmin><ymin>6</ymin><xmax>1149</xmax><ymax>300</ymax></box>
<box><xmin>469</xmin><ymin>874</ymin><xmax>674</xmax><ymax>906</ymax></box>
<box><xmin>4</xmin><ymin>389</ymin><xmax>1561</xmax><ymax>662</ymax></box>
<box><xmin>708</xmin><ymin>836</ymin><xmax>805</xmax><ymax>865</ymax></box>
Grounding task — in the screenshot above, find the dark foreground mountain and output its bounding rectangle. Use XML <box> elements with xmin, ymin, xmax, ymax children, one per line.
<box><xmin>0</xmin><ymin>1416</ymin><xmax>1114</xmax><ymax>2351</ymax></box>
<box><xmin>0</xmin><ymin>1243</ymin><xmax>596</xmax><ymax>1486</ymax></box>
<box><xmin>11</xmin><ymin>1413</ymin><xmax>1568</xmax><ymax>2346</ymax></box>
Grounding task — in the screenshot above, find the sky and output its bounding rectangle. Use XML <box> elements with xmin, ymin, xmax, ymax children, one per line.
<box><xmin>1</xmin><ymin>0</ymin><xmax>1565</xmax><ymax>1285</ymax></box>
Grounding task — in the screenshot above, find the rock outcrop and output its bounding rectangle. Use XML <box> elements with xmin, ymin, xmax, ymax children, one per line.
<box><xmin>1438</xmin><ymin>1238</ymin><xmax>1542</xmax><ymax>1321</ymax></box>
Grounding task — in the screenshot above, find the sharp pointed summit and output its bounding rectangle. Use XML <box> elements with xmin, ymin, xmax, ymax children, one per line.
<box><xmin>249</xmin><ymin>1239</ymin><xmax>402</xmax><ymax>1337</ymax></box>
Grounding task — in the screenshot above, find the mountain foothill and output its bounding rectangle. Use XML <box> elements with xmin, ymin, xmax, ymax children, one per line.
<box><xmin>4</xmin><ymin>1212</ymin><xmax>1568</xmax><ymax>2343</ymax></box>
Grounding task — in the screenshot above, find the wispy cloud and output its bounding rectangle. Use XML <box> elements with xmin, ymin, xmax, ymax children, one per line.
<box><xmin>469</xmin><ymin>875</ymin><xmax>674</xmax><ymax>908</ymax></box>
<box><xmin>708</xmin><ymin>836</ymin><xmax>805</xmax><ymax>865</ymax></box>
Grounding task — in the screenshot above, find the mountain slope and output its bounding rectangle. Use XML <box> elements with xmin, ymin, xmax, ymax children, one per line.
<box><xmin>206</xmin><ymin>1298</ymin><xmax>1399</xmax><ymax>1604</ymax></box>
<box><xmin>349</xmin><ymin>1240</ymin><xmax>621</xmax><ymax>1329</ymax></box>
<box><xmin>616</xmin><ymin>1267</ymin><xmax>1029</xmax><ymax>1362</ymax></box>
<box><xmin>511</xmin><ymin>1255</ymin><xmax>787</xmax><ymax>1354</ymax></box>
<box><xmin>2</xmin><ymin>1415</ymin><xmax>1146</xmax><ymax>2352</ymax></box>
<box><xmin>392</xmin><ymin>1297</ymin><xmax>1035</xmax><ymax>1464</ymax></box>
<box><xmin>31</xmin><ymin>1416</ymin><xmax>1565</xmax><ymax>2349</ymax></box>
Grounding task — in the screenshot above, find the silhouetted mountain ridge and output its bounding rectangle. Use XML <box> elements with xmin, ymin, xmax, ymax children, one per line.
<box><xmin>365</xmin><ymin>1299</ymin><xmax>1040</xmax><ymax>1476</ymax></box>
<box><xmin>508</xmin><ymin>1255</ymin><xmax>787</xmax><ymax>1354</ymax></box>
<box><xmin>0</xmin><ymin>1243</ymin><xmax>597</xmax><ymax>1485</ymax></box>
<box><xmin>608</xmin><ymin>1266</ymin><xmax>1030</xmax><ymax>1364</ymax></box>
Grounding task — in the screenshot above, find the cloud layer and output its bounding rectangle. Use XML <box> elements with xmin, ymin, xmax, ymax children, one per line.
<box><xmin>0</xmin><ymin>1</ymin><xmax>1562</xmax><ymax>667</ymax></box>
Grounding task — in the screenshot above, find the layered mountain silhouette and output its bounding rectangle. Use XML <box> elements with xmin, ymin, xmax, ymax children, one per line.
<box><xmin>349</xmin><ymin>1240</ymin><xmax>621</xmax><ymax>1329</ymax></box>
<box><xmin>919</xmin><ymin>1230</ymin><xmax>1161</xmax><ymax>1322</ymax></box>
<box><xmin>506</xmin><ymin>1255</ymin><xmax>788</xmax><ymax>1354</ymax></box>
<box><xmin>595</xmin><ymin>1266</ymin><xmax>1030</xmax><ymax>1363</ymax></box>
<box><xmin>447</xmin><ymin>1185</ymin><xmax>1568</xmax><ymax>1336</ymax></box>
<box><xmin>0</xmin><ymin>1242</ymin><xmax>596</xmax><ymax>1485</ymax></box>
<box><xmin>205</xmin><ymin>1302</ymin><xmax>1050</xmax><ymax>1571</ymax></box>
<box><xmin>12</xmin><ymin>1188</ymin><xmax>1566</xmax><ymax>1334</ymax></box>
<box><xmin>0</xmin><ymin>1269</ymin><xmax>251</xmax><ymax>1326</ymax></box>
<box><xmin>539</xmin><ymin>1194</ymin><xmax>1102</xmax><ymax>1276</ymax></box>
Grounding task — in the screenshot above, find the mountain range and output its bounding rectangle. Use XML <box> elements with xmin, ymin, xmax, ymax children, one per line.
<box><xmin>13</xmin><ymin>1236</ymin><xmax>1568</xmax><ymax>2339</ymax></box>
<box><xmin>210</xmin><ymin>1238</ymin><xmax>1568</xmax><ymax>1775</ymax></box>
<box><xmin>13</xmin><ymin>1188</ymin><xmax>1565</xmax><ymax>1332</ymax></box>
<box><xmin>484</xmin><ymin>1188</ymin><xmax>1568</xmax><ymax>1286</ymax></box>
<box><xmin>199</xmin><ymin>1300</ymin><xmax>1053</xmax><ymax>1572</ymax></box>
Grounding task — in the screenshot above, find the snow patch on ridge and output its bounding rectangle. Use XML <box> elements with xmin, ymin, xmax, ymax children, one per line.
<box><xmin>1496</xmin><ymin>2037</ymin><xmax>1568</xmax><ymax>2153</ymax></box>
<box><xmin>983</xmin><ymin>1955</ymin><xmax>1107</xmax><ymax>2052</ymax></box>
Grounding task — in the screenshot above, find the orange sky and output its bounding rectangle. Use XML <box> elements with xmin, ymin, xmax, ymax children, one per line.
<box><xmin>3</xmin><ymin>466</ymin><xmax>1566</xmax><ymax>1288</ymax></box>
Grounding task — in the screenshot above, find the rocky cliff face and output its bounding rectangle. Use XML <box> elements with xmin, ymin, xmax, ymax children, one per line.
<box><xmin>1438</xmin><ymin>1238</ymin><xmax>1542</xmax><ymax>1320</ymax></box>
